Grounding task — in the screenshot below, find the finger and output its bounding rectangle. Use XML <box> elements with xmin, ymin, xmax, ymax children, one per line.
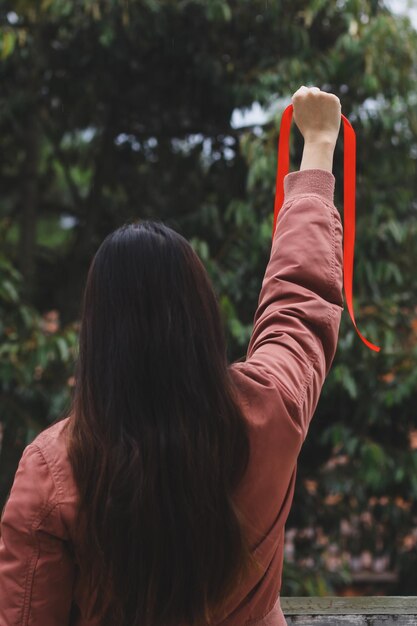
<box><xmin>328</xmin><ymin>93</ymin><xmax>341</xmax><ymax>105</ymax></box>
<box><xmin>292</xmin><ymin>85</ymin><xmax>309</xmax><ymax>100</ymax></box>
<box><xmin>320</xmin><ymin>92</ymin><xmax>342</xmax><ymax>108</ymax></box>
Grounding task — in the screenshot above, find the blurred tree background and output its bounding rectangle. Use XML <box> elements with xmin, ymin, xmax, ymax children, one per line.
<box><xmin>1</xmin><ymin>0</ymin><xmax>417</xmax><ymax>597</ymax></box>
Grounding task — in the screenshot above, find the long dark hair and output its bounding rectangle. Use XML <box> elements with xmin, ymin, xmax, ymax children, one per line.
<box><xmin>63</xmin><ymin>220</ymin><xmax>263</xmax><ymax>626</ymax></box>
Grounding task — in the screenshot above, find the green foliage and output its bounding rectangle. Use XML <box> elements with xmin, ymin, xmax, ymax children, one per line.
<box><xmin>0</xmin><ymin>0</ymin><xmax>417</xmax><ymax>597</ymax></box>
<box><xmin>0</xmin><ymin>221</ymin><xmax>77</xmax><ymax>502</ymax></box>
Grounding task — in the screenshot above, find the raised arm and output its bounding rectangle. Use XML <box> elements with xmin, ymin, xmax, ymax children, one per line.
<box><xmin>231</xmin><ymin>87</ymin><xmax>344</xmax><ymax>443</ymax></box>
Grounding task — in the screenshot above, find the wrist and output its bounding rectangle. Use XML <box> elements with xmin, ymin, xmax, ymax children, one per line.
<box><xmin>300</xmin><ymin>140</ymin><xmax>336</xmax><ymax>173</ymax></box>
<box><xmin>303</xmin><ymin>132</ymin><xmax>338</xmax><ymax>147</ymax></box>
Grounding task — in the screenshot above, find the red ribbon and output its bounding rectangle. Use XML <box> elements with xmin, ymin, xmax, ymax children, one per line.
<box><xmin>273</xmin><ymin>103</ymin><xmax>380</xmax><ymax>352</ymax></box>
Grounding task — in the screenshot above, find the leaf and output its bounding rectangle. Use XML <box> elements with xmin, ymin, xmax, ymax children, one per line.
<box><xmin>41</xmin><ymin>0</ymin><xmax>54</xmax><ymax>10</ymax></box>
<box><xmin>1</xmin><ymin>31</ymin><xmax>16</xmax><ymax>60</ymax></box>
<box><xmin>19</xmin><ymin>305</ymin><xmax>34</xmax><ymax>328</ymax></box>
<box><xmin>0</xmin><ymin>280</ymin><xmax>19</xmax><ymax>303</ymax></box>
<box><xmin>206</xmin><ymin>1</ymin><xmax>232</xmax><ymax>22</ymax></box>
<box><xmin>55</xmin><ymin>337</ymin><xmax>69</xmax><ymax>361</ymax></box>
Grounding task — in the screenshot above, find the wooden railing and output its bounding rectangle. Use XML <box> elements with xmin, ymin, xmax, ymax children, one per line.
<box><xmin>280</xmin><ymin>596</ymin><xmax>417</xmax><ymax>624</ymax></box>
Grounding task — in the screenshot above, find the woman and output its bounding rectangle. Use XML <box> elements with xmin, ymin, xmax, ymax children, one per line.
<box><xmin>0</xmin><ymin>86</ymin><xmax>343</xmax><ymax>625</ymax></box>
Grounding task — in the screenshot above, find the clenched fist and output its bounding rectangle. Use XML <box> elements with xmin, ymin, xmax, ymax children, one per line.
<box><xmin>292</xmin><ymin>86</ymin><xmax>341</xmax><ymax>147</ymax></box>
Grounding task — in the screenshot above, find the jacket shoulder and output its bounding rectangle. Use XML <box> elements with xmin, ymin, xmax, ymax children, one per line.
<box><xmin>29</xmin><ymin>416</ymin><xmax>79</xmax><ymax>512</ymax></box>
<box><xmin>32</xmin><ymin>415</ymin><xmax>70</xmax><ymax>448</ymax></box>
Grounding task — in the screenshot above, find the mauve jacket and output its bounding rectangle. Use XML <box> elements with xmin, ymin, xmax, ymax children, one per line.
<box><xmin>0</xmin><ymin>168</ymin><xmax>344</xmax><ymax>625</ymax></box>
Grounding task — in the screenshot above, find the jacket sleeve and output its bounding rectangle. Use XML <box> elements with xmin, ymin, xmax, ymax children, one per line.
<box><xmin>0</xmin><ymin>442</ymin><xmax>75</xmax><ymax>626</ymax></box>
<box><xmin>231</xmin><ymin>168</ymin><xmax>344</xmax><ymax>443</ymax></box>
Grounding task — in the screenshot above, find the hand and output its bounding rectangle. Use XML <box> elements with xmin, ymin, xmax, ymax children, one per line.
<box><xmin>292</xmin><ymin>86</ymin><xmax>341</xmax><ymax>146</ymax></box>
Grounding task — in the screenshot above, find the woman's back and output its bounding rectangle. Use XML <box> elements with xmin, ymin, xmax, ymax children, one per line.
<box><xmin>0</xmin><ymin>88</ymin><xmax>343</xmax><ymax>625</ymax></box>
